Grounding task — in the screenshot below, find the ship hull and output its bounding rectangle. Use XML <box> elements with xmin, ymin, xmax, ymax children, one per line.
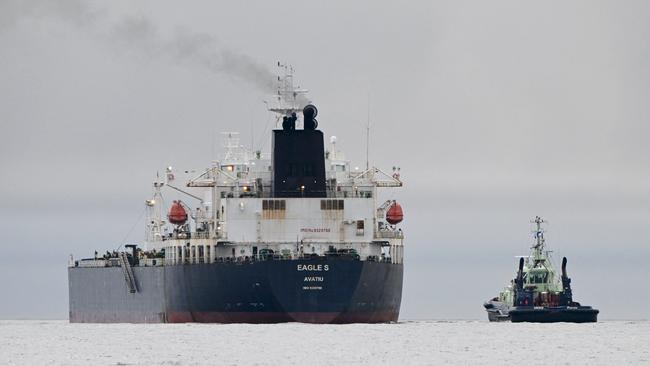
<box><xmin>483</xmin><ymin>301</ymin><xmax>511</xmax><ymax>322</ymax></box>
<box><xmin>69</xmin><ymin>258</ymin><xmax>403</xmax><ymax>324</ymax></box>
<box><xmin>509</xmin><ymin>306</ymin><xmax>599</xmax><ymax>323</ymax></box>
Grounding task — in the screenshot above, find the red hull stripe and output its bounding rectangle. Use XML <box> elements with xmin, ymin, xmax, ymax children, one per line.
<box><xmin>166</xmin><ymin>311</ymin><xmax>398</xmax><ymax>324</ymax></box>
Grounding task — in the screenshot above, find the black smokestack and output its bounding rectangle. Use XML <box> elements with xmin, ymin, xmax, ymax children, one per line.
<box><xmin>515</xmin><ymin>257</ymin><xmax>525</xmax><ymax>290</ymax></box>
<box><xmin>272</xmin><ymin>105</ymin><xmax>326</xmax><ymax>198</ymax></box>
<box><xmin>303</xmin><ymin>104</ymin><xmax>318</xmax><ymax>130</ymax></box>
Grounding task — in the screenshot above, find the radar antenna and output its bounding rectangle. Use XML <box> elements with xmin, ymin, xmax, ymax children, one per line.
<box><xmin>531</xmin><ymin>216</ymin><xmax>546</xmax><ymax>249</ymax></box>
<box><xmin>265</xmin><ymin>63</ymin><xmax>309</xmax><ymax>124</ymax></box>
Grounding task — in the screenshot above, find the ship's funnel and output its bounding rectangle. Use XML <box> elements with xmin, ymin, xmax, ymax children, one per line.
<box><xmin>303</xmin><ymin>104</ymin><xmax>318</xmax><ymax>130</ymax></box>
<box><xmin>272</xmin><ymin>104</ymin><xmax>326</xmax><ymax>198</ymax></box>
<box><xmin>562</xmin><ymin>257</ymin><xmax>568</xmax><ymax>278</ymax></box>
<box><xmin>282</xmin><ymin>113</ymin><xmax>297</xmax><ymax>131</ymax></box>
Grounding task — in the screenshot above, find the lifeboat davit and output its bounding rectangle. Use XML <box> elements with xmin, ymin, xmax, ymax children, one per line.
<box><xmin>168</xmin><ymin>200</ymin><xmax>188</xmax><ymax>225</ymax></box>
<box><xmin>386</xmin><ymin>201</ymin><xmax>404</xmax><ymax>225</ymax></box>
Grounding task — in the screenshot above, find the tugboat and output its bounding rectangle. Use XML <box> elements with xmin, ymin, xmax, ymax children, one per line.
<box><xmin>484</xmin><ymin>217</ymin><xmax>598</xmax><ymax>323</ymax></box>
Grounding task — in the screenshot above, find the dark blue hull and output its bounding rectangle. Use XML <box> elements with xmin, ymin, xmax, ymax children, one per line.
<box><xmin>69</xmin><ymin>258</ymin><xmax>403</xmax><ymax>323</ymax></box>
<box><xmin>509</xmin><ymin>306</ymin><xmax>598</xmax><ymax>323</ymax></box>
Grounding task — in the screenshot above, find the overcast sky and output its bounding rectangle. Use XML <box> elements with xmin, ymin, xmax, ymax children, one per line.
<box><xmin>0</xmin><ymin>0</ymin><xmax>648</xmax><ymax>320</ymax></box>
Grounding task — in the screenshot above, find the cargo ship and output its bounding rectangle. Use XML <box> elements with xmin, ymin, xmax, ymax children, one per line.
<box><xmin>68</xmin><ymin>65</ymin><xmax>405</xmax><ymax>323</ymax></box>
<box><xmin>483</xmin><ymin>217</ymin><xmax>598</xmax><ymax>323</ymax></box>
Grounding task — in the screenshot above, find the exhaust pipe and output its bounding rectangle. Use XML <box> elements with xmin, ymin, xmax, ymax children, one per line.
<box><xmin>516</xmin><ymin>257</ymin><xmax>525</xmax><ymax>289</ymax></box>
<box><xmin>514</xmin><ymin>257</ymin><xmax>529</xmax><ymax>306</ymax></box>
<box><xmin>560</xmin><ymin>256</ymin><xmax>573</xmax><ymax>304</ymax></box>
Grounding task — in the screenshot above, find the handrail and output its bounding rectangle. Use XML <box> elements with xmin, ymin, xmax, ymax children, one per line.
<box><xmin>374</xmin><ymin>230</ymin><xmax>404</xmax><ymax>239</ymax></box>
<box><xmin>73</xmin><ymin>252</ymin><xmax>398</xmax><ymax>268</ymax></box>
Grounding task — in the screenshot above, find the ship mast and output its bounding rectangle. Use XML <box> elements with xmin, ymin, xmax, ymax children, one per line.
<box><xmin>266</xmin><ymin>63</ymin><xmax>309</xmax><ymax>120</ymax></box>
<box><xmin>145</xmin><ymin>178</ymin><xmax>166</xmax><ymax>244</ymax></box>
<box><xmin>365</xmin><ymin>95</ymin><xmax>370</xmax><ymax>171</ymax></box>
<box><xmin>531</xmin><ymin>216</ymin><xmax>547</xmax><ymax>264</ymax></box>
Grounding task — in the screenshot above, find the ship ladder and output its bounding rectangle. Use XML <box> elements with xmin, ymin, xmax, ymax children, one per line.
<box><xmin>118</xmin><ymin>252</ymin><xmax>138</xmax><ymax>293</ymax></box>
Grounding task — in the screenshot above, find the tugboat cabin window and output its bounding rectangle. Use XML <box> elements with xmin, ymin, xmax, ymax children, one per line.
<box><xmin>528</xmin><ymin>274</ymin><xmax>548</xmax><ymax>284</ymax></box>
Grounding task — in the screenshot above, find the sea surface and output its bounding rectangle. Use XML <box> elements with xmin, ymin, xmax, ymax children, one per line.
<box><xmin>1</xmin><ymin>320</ymin><xmax>648</xmax><ymax>365</ymax></box>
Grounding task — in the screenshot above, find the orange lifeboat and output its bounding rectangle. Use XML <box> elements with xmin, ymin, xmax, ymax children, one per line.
<box><xmin>386</xmin><ymin>201</ymin><xmax>404</xmax><ymax>225</ymax></box>
<box><xmin>168</xmin><ymin>200</ymin><xmax>188</xmax><ymax>225</ymax></box>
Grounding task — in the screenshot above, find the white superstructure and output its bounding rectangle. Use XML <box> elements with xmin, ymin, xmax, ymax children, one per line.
<box><xmin>142</xmin><ymin>66</ymin><xmax>405</xmax><ymax>267</ymax></box>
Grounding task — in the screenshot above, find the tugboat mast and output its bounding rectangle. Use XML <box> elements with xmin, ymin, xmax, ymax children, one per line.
<box><xmin>531</xmin><ymin>216</ymin><xmax>548</xmax><ymax>264</ymax></box>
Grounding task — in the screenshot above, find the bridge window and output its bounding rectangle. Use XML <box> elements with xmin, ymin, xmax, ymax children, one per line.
<box><xmin>263</xmin><ymin>199</ymin><xmax>286</xmax><ymax>211</ymax></box>
<box><xmin>262</xmin><ymin>199</ymin><xmax>286</xmax><ymax>219</ymax></box>
<box><xmin>356</xmin><ymin>220</ymin><xmax>365</xmax><ymax>236</ymax></box>
<box><xmin>320</xmin><ymin>199</ymin><xmax>344</xmax><ymax>210</ymax></box>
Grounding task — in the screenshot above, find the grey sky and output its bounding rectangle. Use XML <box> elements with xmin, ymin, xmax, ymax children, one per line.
<box><xmin>0</xmin><ymin>0</ymin><xmax>648</xmax><ymax>320</ymax></box>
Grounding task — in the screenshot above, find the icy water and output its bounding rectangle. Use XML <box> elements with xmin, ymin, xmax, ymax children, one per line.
<box><xmin>1</xmin><ymin>320</ymin><xmax>648</xmax><ymax>365</ymax></box>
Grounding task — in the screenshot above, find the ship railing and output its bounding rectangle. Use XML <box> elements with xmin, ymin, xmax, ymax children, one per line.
<box><xmin>139</xmin><ymin>258</ymin><xmax>164</xmax><ymax>267</ymax></box>
<box><xmin>217</xmin><ymin>189</ymin><xmax>373</xmax><ymax>199</ymax></box>
<box><xmin>193</xmin><ymin>231</ymin><xmax>211</xmax><ymax>239</ymax></box>
<box><xmin>73</xmin><ymin>253</ymin><xmax>394</xmax><ymax>267</ymax></box>
<box><xmin>364</xmin><ymin>255</ymin><xmax>393</xmax><ymax>263</ymax></box>
<box><xmin>198</xmin><ymin>253</ymin><xmax>392</xmax><ymax>264</ymax></box>
<box><xmin>326</xmin><ymin>190</ymin><xmax>372</xmax><ymax>199</ymax></box>
<box><xmin>374</xmin><ymin>230</ymin><xmax>404</xmax><ymax>239</ymax></box>
<box><xmin>163</xmin><ymin>231</ymin><xmax>211</xmax><ymax>241</ymax></box>
<box><xmin>72</xmin><ymin>256</ymin><xmax>166</xmax><ymax>268</ymax></box>
<box><xmin>74</xmin><ymin>259</ymin><xmax>109</xmax><ymax>268</ymax></box>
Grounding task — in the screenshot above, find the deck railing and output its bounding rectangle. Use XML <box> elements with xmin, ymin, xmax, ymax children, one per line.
<box><xmin>173</xmin><ymin>253</ymin><xmax>393</xmax><ymax>265</ymax></box>
<box><xmin>374</xmin><ymin>230</ymin><xmax>404</xmax><ymax>239</ymax></box>
<box><xmin>71</xmin><ymin>252</ymin><xmax>394</xmax><ymax>268</ymax></box>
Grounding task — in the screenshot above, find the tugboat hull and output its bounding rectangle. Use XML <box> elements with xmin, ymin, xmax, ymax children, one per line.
<box><xmin>509</xmin><ymin>306</ymin><xmax>599</xmax><ymax>323</ymax></box>
<box><xmin>486</xmin><ymin>310</ymin><xmax>510</xmax><ymax>322</ymax></box>
<box><xmin>483</xmin><ymin>301</ymin><xmax>510</xmax><ymax>322</ymax></box>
